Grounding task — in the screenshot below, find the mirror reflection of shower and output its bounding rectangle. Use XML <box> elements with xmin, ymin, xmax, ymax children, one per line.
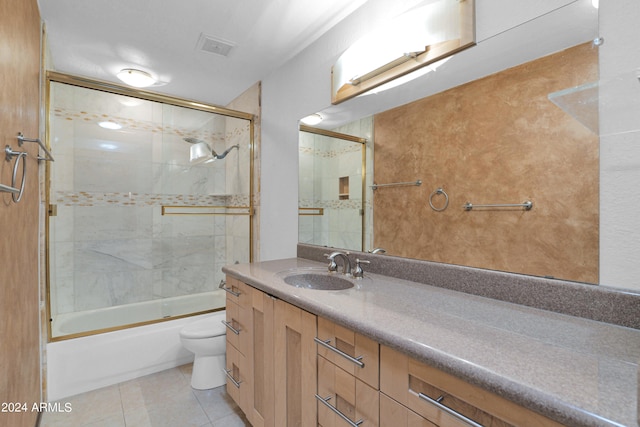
<box><xmin>46</xmin><ymin>75</ymin><xmax>253</xmax><ymax>339</ymax></box>
<box><xmin>184</xmin><ymin>137</ymin><xmax>239</xmax><ymax>164</ymax></box>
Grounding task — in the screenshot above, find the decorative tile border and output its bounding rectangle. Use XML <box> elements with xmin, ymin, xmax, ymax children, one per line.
<box><xmin>299</xmin><ymin>198</ymin><xmax>369</xmax><ymax>210</ymax></box>
<box><xmin>52</xmin><ymin>107</ymin><xmax>250</xmax><ymax>142</ymax></box>
<box><xmin>54</xmin><ymin>191</ymin><xmax>250</xmax><ymax>208</ymax></box>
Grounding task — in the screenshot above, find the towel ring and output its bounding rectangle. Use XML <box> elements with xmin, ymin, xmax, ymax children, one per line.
<box><xmin>429</xmin><ymin>187</ymin><xmax>449</xmax><ymax>212</ymax></box>
<box><xmin>5</xmin><ymin>145</ymin><xmax>27</xmax><ymax>203</ymax></box>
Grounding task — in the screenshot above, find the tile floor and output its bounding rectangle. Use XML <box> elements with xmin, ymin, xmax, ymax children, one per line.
<box><xmin>40</xmin><ymin>364</ymin><xmax>251</xmax><ymax>427</ymax></box>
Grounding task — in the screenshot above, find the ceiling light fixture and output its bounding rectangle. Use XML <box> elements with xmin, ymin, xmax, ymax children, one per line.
<box><xmin>300</xmin><ymin>113</ymin><xmax>323</xmax><ymax>126</ymax></box>
<box><xmin>116</xmin><ymin>68</ymin><xmax>157</xmax><ymax>87</ymax></box>
<box><xmin>98</xmin><ymin>121</ymin><xmax>122</xmax><ymax>130</ymax></box>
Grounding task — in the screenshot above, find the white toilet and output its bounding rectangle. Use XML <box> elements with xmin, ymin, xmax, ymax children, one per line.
<box><xmin>179</xmin><ymin>311</ymin><xmax>227</xmax><ymax>390</ymax></box>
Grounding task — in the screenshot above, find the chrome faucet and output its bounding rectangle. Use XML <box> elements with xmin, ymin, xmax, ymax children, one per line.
<box><xmin>370</xmin><ymin>247</ymin><xmax>386</xmax><ymax>254</ymax></box>
<box><xmin>325</xmin><ymin>251</ymin><xmax>352</xmax><ymax>276</ymax></box>
<box><xmin>353</xmin><ymin>259</ymin><xmax>370</xmax><ymax>279</ymax></box>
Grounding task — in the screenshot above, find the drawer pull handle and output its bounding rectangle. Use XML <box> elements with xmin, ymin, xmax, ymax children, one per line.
<box><xmin>221</xmin><ymin>320</ymin><xmax>241</xmax><ymax>335</ymax></box>
<box><xmin>223</xmin><ymin>368</ymin><xmax>242</xmax><ymax>388</ymax></box>
<box><xmin>417</xmin><ymin>393</ymin><xmax>483</xmax><ymax>427</ymax></box>
<box><xmin>314</xmin><ymin>337</ymin><xmax>365</xmax><ymax>368</ymax></box>
<box><xmin>315</xmin><ymin>394</ymin><xmax>363</xmax><ymax>427</ymax></box>
<box><xmin>221</xmin><ymin>286</ymin><xmax>241</xmax><ymax>297</ymax></box>
<box><xmin>219</xmin><ymin>280</ymin><xmax>241</xmax><ymax>297</ymax></box>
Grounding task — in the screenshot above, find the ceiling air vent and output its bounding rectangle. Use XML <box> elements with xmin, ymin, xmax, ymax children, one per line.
<box><xmin>197</xmin><ymin>33</ymin><xmax>235</xmax><ymax>57</ymax></box>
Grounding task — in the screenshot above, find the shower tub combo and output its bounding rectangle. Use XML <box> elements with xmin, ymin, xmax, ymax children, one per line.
<box><xmin>46</xmin><ymin>291</ymin><xmax>225</xmax><ymax>401</ymax></box>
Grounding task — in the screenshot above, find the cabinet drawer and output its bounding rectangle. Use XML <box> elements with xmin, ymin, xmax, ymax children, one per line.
<box><xmin>317</xmin><ymin>355</ymin><xmax>379</xmax><ymax>427</ymax></box>
<box><xmin>317</xmin><ymin>316</ymin><xmax>379</xmax><ymax>389</ymax></box>
<box><xmin>380</xmin><ymin>393</ymin><xmax>437</xmax><ymax>427</ymax></box>
<box><xmin>223</xmin><ymin>275</ymin><xmax>251</xmax><ymax>309</ymax></box>
<box><xmin>225</xmin><ymin>298</ymin><xmax>250</xmax><ymax>355</ymax></box>
<box><xmin>225</xmin><ymin>340</ymin><xmax>249</xmax><ymax>410</ymax></box>
<box><xmin>380</xmin><ymin>345</ymin><xmax>563</xmax><ymax>427</ymax></box>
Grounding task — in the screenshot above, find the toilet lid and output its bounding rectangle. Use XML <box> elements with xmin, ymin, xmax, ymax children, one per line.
<box><xmin>181</xmin><ymin>315</ymin><xmax>227</xmax><ymax>339</ymax></box>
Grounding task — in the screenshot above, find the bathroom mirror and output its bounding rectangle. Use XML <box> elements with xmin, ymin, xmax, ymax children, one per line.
<box><xmin>298</xmin><ymin>0</ymin><xmax>603</xmax><ymax>284</ymax></box>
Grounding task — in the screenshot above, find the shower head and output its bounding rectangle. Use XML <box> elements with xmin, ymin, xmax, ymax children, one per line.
<box><xmin>215</xmin><ymin>144</ymin><xmax>239</xmax><ymax>160</ymax></box>
<box><xmin>185</xmin><ymin>137</ymin><xmax>239</xmax><ymax>164</ymax></box>
<box><xmin>183</xmin><ymin>137</ymin><xmax>206</xmax><ymax>145</ymax></box>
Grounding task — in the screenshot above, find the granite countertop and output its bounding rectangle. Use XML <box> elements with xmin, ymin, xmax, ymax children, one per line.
<box><xmin>222</xmin><ymin>257</ymin><xmax>640</xmax><ymax>427</ymax></box>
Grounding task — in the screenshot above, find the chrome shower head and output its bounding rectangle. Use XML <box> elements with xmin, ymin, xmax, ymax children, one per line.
<box><xmin>185</xmin><ymin>137</ymin><xmax>239</xmax><ymax>163</ymax></box>
<box><xmin>215</xmin><ymin>144</ymin><xmax>239</xmax><ymax>160</ymax></box>
<box><xmin>183</xmin><ymin>137</ymin><xmax>206</xmax><ymax>145</ymax></box>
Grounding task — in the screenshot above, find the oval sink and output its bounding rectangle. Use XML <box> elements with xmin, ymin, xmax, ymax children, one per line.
<box><xmin>283</xmin><ymin>273</ymin><xmax>354</xmax><ymax>290</ymax></box>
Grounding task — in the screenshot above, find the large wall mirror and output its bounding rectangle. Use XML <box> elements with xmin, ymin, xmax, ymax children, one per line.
<box><xmin>298</xmin><ymin>0</ymin><xmax>607</xmax><ymax>285</ymax></box>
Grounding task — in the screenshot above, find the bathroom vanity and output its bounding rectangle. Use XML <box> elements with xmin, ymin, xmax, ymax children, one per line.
<box><xmin>222</xmin><ymin>254</ymin><xmax>640</xmax><ymax>427</ymax></box>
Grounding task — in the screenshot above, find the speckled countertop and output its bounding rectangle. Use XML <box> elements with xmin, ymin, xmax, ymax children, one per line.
<box><xmin>223</xmin><ymin>258</ymin><xmax>640</xmax><ymax>427</ymax></box>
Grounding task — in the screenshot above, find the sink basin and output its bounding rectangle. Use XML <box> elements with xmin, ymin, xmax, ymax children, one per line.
<box><xmin>283</xmin><ymin>272</ymin><xmax>354</xmax><ymax>290</ymax></box>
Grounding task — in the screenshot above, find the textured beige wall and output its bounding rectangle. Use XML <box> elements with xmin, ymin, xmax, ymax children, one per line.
<box><xmin>374</xmin><ymin>43</ymin><xmax>598</xmax><ymax>283</ymax></box>
<box><xmin>0</xmin><ymin>0</ymin><xmax>42</xmax><ymax>425</ymax></box>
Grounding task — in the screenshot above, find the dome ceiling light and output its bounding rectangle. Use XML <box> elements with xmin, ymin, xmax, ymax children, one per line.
<box><xmin>116</xmin><ymin>68</ymin><xmax>157</xmax><ymax>88</ymax></box>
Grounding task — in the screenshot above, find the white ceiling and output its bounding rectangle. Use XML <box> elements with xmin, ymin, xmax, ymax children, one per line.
<box><xmin>37</xmin><ymin>0</ymin><xmax>368</xmax><ymax>105</ymax></box>
<box><xmin>38</xmin><ymin>0</ymin><xmax>599</xmax><ymax>126</ymax></box>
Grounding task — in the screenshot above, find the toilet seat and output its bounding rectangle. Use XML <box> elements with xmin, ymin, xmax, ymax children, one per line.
<box><xmin>180</xmin><ymin>315</ymin><xmax>226</xmax><ymax>339</ymax></box>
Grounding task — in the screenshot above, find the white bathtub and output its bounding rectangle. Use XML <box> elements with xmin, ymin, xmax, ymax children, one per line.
<box><xmin>46</xmin><ymin>291</ymin><xmax>226</xmax><ymax>401</ymax></box>
<box><xmin>51</xmin><ymin>291</ymin><xmax>226</xmax><ymax>337</ymax></box>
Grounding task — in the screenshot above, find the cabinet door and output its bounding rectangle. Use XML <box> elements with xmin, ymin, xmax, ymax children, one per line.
<box><xmin>317</xmin><ymin>317</ymin><xmax>379</xmax><ymax>389</ymax></box>
<box><xmin>247</xmin><ymin>287</ymin><xmax>275</xmax><ymax>427</ymax></box>
<box><xmin>380</xmin><ymin>393</ymin><xmax>437</xmax><ymax>427</ymax></box>
<box><xmin>317</xmin><ymin>356</ymin><xmax>379</xmax><ymax>427</ymax></box>
<box><xmin>274</xmin><ymin>299</ymin><xmax>318</xmax><ymax>427</ymax></box>
<box><xmin>380</xmin><ymin>346</ymin><xmax>563</xmax><ymax>427</ymax></box>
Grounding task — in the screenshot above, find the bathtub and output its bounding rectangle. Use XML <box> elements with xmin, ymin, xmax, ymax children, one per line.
<box><xmin>46</xmin><ymin>291</ymin><xmax>226</xmax><ymax>401</ymax></box>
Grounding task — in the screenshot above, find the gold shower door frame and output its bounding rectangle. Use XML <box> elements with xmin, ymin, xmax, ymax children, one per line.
<box><xmin>299</xmin><ymin>124</ymin><xmax>367</xmax><ymax>252</ymax></box>
<box><xmin>44</xmin><ymin>71</ymin><xmax>255</xmax><ymax>341</ymax></box>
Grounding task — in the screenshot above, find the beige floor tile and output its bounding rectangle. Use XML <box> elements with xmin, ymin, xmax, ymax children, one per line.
<box><xmin>40</xmin><ymin>364</ymin><xmax>247</xmax><ymax>427</ymax></box>
<box><xmin>40</xmin><ymin>385</ymin><xmax>124</xmax><ymax>427</ymax></box>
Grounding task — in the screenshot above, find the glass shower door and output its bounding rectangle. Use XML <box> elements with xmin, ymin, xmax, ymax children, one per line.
<box><xmin>47</xmin><ymin>76</ymin><xmax>253</xmax><ymax>339</ymax></box>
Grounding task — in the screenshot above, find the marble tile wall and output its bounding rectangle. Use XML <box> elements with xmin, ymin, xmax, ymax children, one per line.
<box><xmin>373</xmin><ymin>43</ymin><xmax>598</xmax><ymax>283</ymax></box>
<box><xmin>48</xmin><ymin>83</ymin><xmax>252</xmax><ymax>317</ymax></box>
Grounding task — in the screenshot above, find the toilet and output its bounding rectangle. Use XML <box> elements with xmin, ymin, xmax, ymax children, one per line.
<box><xmin>179</xmin><ymin>311</ymin><xmax>227</xmax><ymax>390</ymax></box>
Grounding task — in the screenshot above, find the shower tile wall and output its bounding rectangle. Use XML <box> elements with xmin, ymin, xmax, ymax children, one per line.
<box><xmin>299</xmin><ymin>116</ymin><xmax>373</xmax><ymax>251</ymax></box>
<box><xmin>49</xmin><ymin>83</ymin><xmax>250</xmax><ymax>316</ymax></box>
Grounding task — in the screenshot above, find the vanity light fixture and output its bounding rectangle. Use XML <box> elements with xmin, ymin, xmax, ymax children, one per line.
<box><xmin>116</xmin><ymin>68</ymin><xmax>157</xmax><ymax>88</ymax></box>
<box><xmin>300</xmin><ymin>113</ymin><xmax>323</xmax><ymax>126</ymax></box>
<box><xmin>331</xmin><ymin>0</ymin><xmax>475</xmax><ymax>104</ymax></box>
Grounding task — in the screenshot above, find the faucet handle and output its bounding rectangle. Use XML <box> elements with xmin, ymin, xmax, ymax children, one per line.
<box><xmin>354</xmin><ymin>259</ymin><xmax>370</xmax><ymax>279</ymax></box>
<box><xmin>323</xmin><ymin>253</ymin><xmax>338</xmax><ymax>272</ymax></box>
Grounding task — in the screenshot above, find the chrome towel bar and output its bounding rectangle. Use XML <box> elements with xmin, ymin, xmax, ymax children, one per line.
<box><xmin>0</xmin><ymin>183</ymin><xmax>20</xmax><ymax>194</ymax></box>
<box><xmin>371</xmin><ymin>180</ymin><xmax>421</xmax><ymax>190</ymax></box>
<box><xmin>464</xmin><ymin>201</ymin><xmax>532</xmax><ymax>211</ymax></box>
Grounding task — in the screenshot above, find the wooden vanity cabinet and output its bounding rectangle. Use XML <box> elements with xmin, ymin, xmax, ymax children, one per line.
<box><xmin>224</xmin><ymin>275</ymin><xmax>565</xmax><ymax>427</ymax></box>
<box><xmin>380</xmin><ymin>345</ymin><xmax>564</xmax><ymax>427</ymax></box>
<box><xmin>224</xmin><ymin>276</ymin><xmax>317</xmax><ymax>427</ymax></box>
